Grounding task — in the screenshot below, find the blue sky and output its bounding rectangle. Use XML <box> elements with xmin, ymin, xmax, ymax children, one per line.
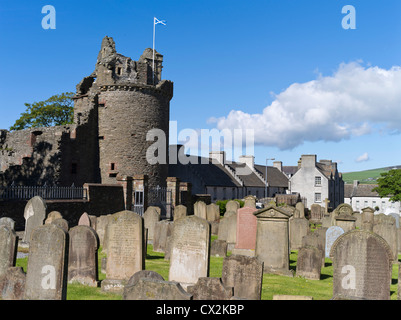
<box><xmin>0</xmin><ymin>0</ymin><xmax>400</xmax><ymax>173</ymax></box>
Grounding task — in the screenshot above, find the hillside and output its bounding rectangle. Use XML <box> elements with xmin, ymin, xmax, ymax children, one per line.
<box><xmin>342</xmin><ymin>165</ymin><xmax>401</xmax><ymax>184</ymax></box>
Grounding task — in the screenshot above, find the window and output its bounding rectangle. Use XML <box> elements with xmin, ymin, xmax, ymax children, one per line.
<box><xmin>315</xmin><ymin>193</ymin><xmax>321</xmax><ymax>203</ymax></box>
<box><xmin>315</xmin><ymin>176</ymin><xmax>322</xmax><ymax>186</ymax></box>
<box><xmin>110</xmin><ymin>163</ymin><xmax>116</xmax><ymax>171</ymax></box>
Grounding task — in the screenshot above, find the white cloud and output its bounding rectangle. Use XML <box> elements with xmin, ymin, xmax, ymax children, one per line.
<box><xmin>356</xmin><ymin>152</ymin><xmax>370</xmax><ymax>163</ymax></box>
<box><xmin>211</xmin><ymin>62</ymin><xmax>401</xmax><ymax>150</ymax></box>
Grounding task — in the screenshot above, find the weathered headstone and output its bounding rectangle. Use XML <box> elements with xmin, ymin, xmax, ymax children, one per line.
<box><xmin>0</xmin><ymin>267</ymin><xmax>26</xmax><ymax>300</ymax></box>
<box><xmin>333</xmin><ymin>203</ymin><xmax>356</xmax><ymax>232</ymax></box>
<box><xmin>310</xmin><ymin>204</ymin><xmax>322</xmax><ymax>222</ymax></box>
<box><xmin>68</xmin><ymin>225</ymin><xmax>99</xmax><ymax>287</ymax></box>
<box><xmin>23</xmin><ymin>196</ymin><xmax>47</xmax><ymax>244</ymax></box>
<box><xmin>254</xmin><ymin>205</ymin><xmax>293</xmax><ymax>276</ymax></box>
<box><xmin>51</xmin><ymin>218</ymin><xmax>69</xmax><ymax>232</ymax></box>
<box><xmin>225</xmin><ymin>200</ymin><xmax>239</xmax><ymax>213</ymax></box>
<box><xmin>221</xmin><ymin>254</ymin><xmax>263</xmax><ymax>300</ymax></box>
<box><xmin>0</xmin><ymin>217</ymin><xmax>15</xmax><ymax>231</ymax></box>
<box><xmin>44</xmin><ymin>211</ymin><xmax>62</xmax><ymax>225</ymax></box>
<box><xmin>289</xmin><ymin>207</ymin><xmax>309</xmax><ymax>250</ymax></box>
<box><xmin>243</xmin><ymin>195</ymin><xmax>256</xmax><ymax>208</ymax></box>
<box><xmin>187</xmin><ymin>277</ymin><xmax>233</xmax><ymax>300</ymax></box>
<box><xmin>173</xmin><ymin>204</ymin><xmax>187</xmax><ymax>221</ymax></box>
<box><xmin>373</xmin><ymin>213</ymin><xmax>398</xmax><ymax>261</ymax></box>
<box><xmin>101</xmin><ymin>210</ymin><xmax>145</xmax><ymax>292</ymax></box>
<box><xmin>143</xmin><ymin>206</ymin><xmax>160</xmax><ymax>243</ymax></box>
<box><xmin>194</xmin><ymin>200</ymin><xmax>207</xmax><ymax>220</ymax></box>
<box><xmin>95</xmin><ymin>214</ymin><xmax>112</xmax><ymax>248</ymax></box>
<box><xmin>302</xmin><ymin>231</ymin><xmax>325</xmax><ymax>267</ymax></box>
<box><xmin>325</xmin><ymin>226</ymin><xmax>344</xmax><ymax>258</ymax></box>
<box><xmin>169</xmin><ymin>215</ymin><xmax>210</xmax><ymax>289</ymax></box>
<box><xmin>0</xmin><ymin>225</ymin><xmax>18</xmax><ymax>277</ymax></box>
<box><xmin>206</xmin><ymin>203</ymin><xmax>220</xmax><ymax>221</ymax></box>
<box><xmin>233</xmin><ymin>206</ymin><xmax>258</xmax><ymax>254</ymax></box>
<box><xmin>123</xmin><ymin>270</ymin><xmax>164</xmax><ymax>299</ymax></box>
<box><xmin>152</xmin><ymin>220</ymin><xmax>173</xmax><ymax>253</ymax></box>
<box><xmin>24</xmin><ymin>224</ymin><xmax>68</xmax><ymax>300</ymax></box>
<box><xmin>210</xmin><ymin>240</ymin><xmax>227</xmax><ymax>257</ymax></box>
<box><xmin>330</xmin><ymin>229</ymin><xmax>393</xmax><ymax>300</ymax></box>
<box><xmin>296</xmin><ymin>246</ymin><xmax>322</xmax><ymax>280</ymax></box>
<box><xmin>218</xmin><ymin>212</ymin><xmax>237</xmax><ymax>251</ymax></box>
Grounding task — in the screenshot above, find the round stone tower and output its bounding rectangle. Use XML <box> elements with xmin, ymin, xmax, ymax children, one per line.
<box><xmin>74</xmin><ymin>36</ymin><xmax>173</xmax><ymax>189</ymax></box>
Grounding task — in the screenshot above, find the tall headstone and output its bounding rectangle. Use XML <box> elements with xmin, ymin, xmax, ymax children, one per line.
<box><xmin>169</xmin><ymin>215</ymin><xmax>210</xmax><ymax>289</ymax></box>
<box><xmin>221</xmin><ymin>254</ymin><xmax>263</xmax><ymax>300</ymax></box>
<box><xmin>68</xmin><ymin>225</ymin><xmax>99</xmax><ymax>287</ymax></box>
<box><xmin>325</xmin><ymin>226</ymin><xmax>344</xmax><ymax>258</ymax></box>
<box><xmin>206</xmin><ymin>203</ymin><xmax>220</xmax><ymax>221</ymax></box>
<box><xmin>373</xmin><ymin>213</ymin><xmax>398</xmax><ymax>261</ymax></box>
<box><xmin>310</xmin><ymin>204</ymin><xmax>322</xmax><ymax>223</ymax></box>
<box><xmin>361</xmin><ymin>207</ymin><xmax>374</xmax><ymax>231</ymax></box>
<box><xmin>243</xmin><ymin>195</ymin><xmax>256</xmax><ymax>208</ymax></box>
<box><xmin>174</xmin><ymin>204</ymin><xmax>187</xmax><ymax>221</ymax></box>
<box><xmin>218</xmin><ymin>212</ymin><xmax>237</xmax><ymax>251</ymax></box>
<box><xmin>289</xmin><ymin>206</ymin><xmax>309</xmax><ymax>250</ymax></box>
<box><xmin>233</xmin><ymin>206</ymin><xmax>258</xmax><ymax>254</ymax></box>
<box><xmin>0</xmin><ymin>225</ymin><xmax>18</xmax><ymax>277</ymax></box>
<box><xmin>101</xmin><ymin>210</ymin><xmax>145</xmax><ymax>292</ymax></box>
<box><xmin>24</xmin><ymin>224</ymin><xmax>68</xmax><ymax>300</ymax></box>
<box><xmin>23</xmin><ymin>196</ymin><xmax>47</xmax><ymax>244</ymax></box>
<box><xmin>330</xmin><ymin>229</ymin><xmax>393</xmax><ymax>300</ymax></box>
<box><xmin>302</xmin><ymin>231</ymin><xmax>325</xmax><ymax>267</ymax></box>
<box><xmin>194</xmin><ymin>200</ymin><xmax>207</xmax><ymax>220</ymax></box>
<box><xmin>296</xmin><ymin>246</ymin><xmax>322</xmax><ymax>280</ymax></box>
<box><xmin>78</xmin><ymin>212</ymin><xmax>91</xmax><ymax>226</ymax></box>
<box><xmin>152</xmin><ymin>220</ymin><xmax>173</xmax><ymax>253</ymax></box>
<box><xmin>143</xmin><ymin>206</ymin><xmax>160</xmax><ymax>243</ymax></box>
<box><xmin>225</xmin><ymin>200</ymin><xmax>239</xmax><ymax>213</ymax></box>
<box><xmin>254</xmin><ymin>205</ymin><xmax>293</xmax><ymax>276</ymax></box>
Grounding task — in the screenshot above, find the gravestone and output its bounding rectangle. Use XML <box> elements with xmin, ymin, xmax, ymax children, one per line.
<box><xmin>221</xmin><ymin>254</ymin><xmax>263</xmax><ymax>300</ymax></box>
<box><xmin>23</xmin><ymin>196</ymin><xmax>47</xmax><ymax>244</ymax></box>
<box><xmin>302</xmin><ymin>231</ymin><xmax>325</xmax><ymax>267</ymax></box>
<box><xmin>44</xmin><ymin>211</ymin><xmax>62</xmax><ymax>225</ymax></box>
<box><xmin>68</xmin><ymin>225</ymin><xmax>99</xmax><ymax>287</ymax></box>
<box><xmin>210</xmin><ymin>240</ymin><xmax>227</xmax><ymax>257</ymax></box>
<box><xmin>95</xmin><ymin>214</ymin><xmax>112</xmax><ymax>248</ymax></box>
<box><xmin>206</xmin><ymin>203</ymin><xmax>220</xmax><ymax>221</ymax></box>
<box><xmin>373</xmin><ymin>213</ymin><xmax>398</xmax><ymax>261</ymax></box>
<box><xmin>289</xmin><ymin>207</ymin><xmax>309</xmax><ymax>250</ymax></box>
<box><xmin>101</xmin><ymin>210</ymin><xmax>145</xmax><ymax>292</ymax></box>
<box><xmin>78</xmin><ymin>212</ymin><xmax>91</xmax><ymax>226</ymax></box>
<box><xmin>330</xmin><ymin>229</ymin><xmax>393</xmax><ymax>300</ymax></box>
<box><xmin>361</xmin><ymin>207</ymin><xmax>374</xmax><ymax>231</ymax></box>
<box><xmin>325</xmin><ymin>226</ymin><xmax>344</xmax><ymax>258</ymax></box>
<box><xmin>254</xmin><ymin>205</ymin><xmax>293</xmax><ymax>276</ymax></box>
<box><xmin>187</xmin><ymin>277</ymin><xmax>233</xmax><ymax>300</ymax></box>
<box><xmin>123</xmin><ymin>270</ymin><xmax>164</xmax><ymax>299</ymax></box>
<box><xmin>0</xmin><ymin>217</ymin><xmax>15</xmax><ymax>231</ymax></box>
<box><xmin>218</xmin><ymin>213</ymin><xmax>237</xmax><ymax>251</ymax></box>
<box><xmin>169</xmin><ymin>215</ymin><xmax>210</xmax><ymax>289</ymax></box>
<box><xmin>194</xmin><ymin>200</ymin><xmax>207</xmax><ymax>220</ymax></box>
<box><xmin>333</xmin><ymin>203</ymin><xmax>356</xmax><ymax>232</ymax></box>
<box><xmin>225</xmin><ymin>200</ymin><xmax>239</xmax><ymax>213</ymax></box>
<box><xmin>174</xmin><ymin>204</ymin><xmax>187</xmax><ymax>221</ymax></box>
<box><xmin>233</xmin><ymin>206</ymin><xmax>258</xmax><ymax>255</ymax></box>
<box><xmin>24</xmin><ymin>224</ymin><xmax>68</xmax><ymax>300</ymax></box>
<box><xmin>310</xmin><ymin>204</ymin><xmax>322</xmax><ymax>222</ymax></box>
<box><xmin>51</xmin><ymin>218</ymin><xmax>69</xmax><ymax>232</ymax></box>
<box><xmin>0</xmin><ymin>267</ymin><xmax>26</xmax><ymax>300</ymax></box>
<box><xmin>143</xmin><ymin>206</ymin><xmax>160</xmax><ymax>243</ymax></box>
<box><xmin>123</xmin><ymin>277</ymin><xmax>192</xmax><ymax>300</ymax></box>
<box><xmin>0</xmin><ymin>225</ymin><xmax>18</xmax><ymax>277</ymax></box>
<box><xmin>296</xmin><ymin>246</ymin><xmax>322</xmax><ymax>280</ymax></box>
<box><xmin>153</xmin><ymin>220</ymin><xmax>173</xmax><ymax>253</ymax></box>
<box><xmin>243</xmin><ymin>195</ymin><xmax>256</xmax><ymax>208</ymax></box>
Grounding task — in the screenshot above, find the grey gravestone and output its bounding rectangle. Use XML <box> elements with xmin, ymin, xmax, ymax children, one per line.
<box><xmin>0</xmin><ymin>225</ymin><xmax>18</xmax><ymax>277</ymax></box>
<box><xmin>78</xmin><ymin>212</ymin><xmax>91</xmax><ymax>226</ymax></box>
<box><xmin>333</xmin><ymin>203</ymin><xmax>356</xmax><ymax>232</ymax></box>
<box><xmin>302</xmin><ymin>231</ymin><xmax>325</xmax><ymax>267</ymax></box>
<box><xmin>210</xmin><ymin>240</ymin><xmax>227</xmax><ymax>257</ymax></box>
<box><xmin>330</xmin><ymin>229</ymin><xmax>393</xmax><ymax>300</ymax></box>
<box><xmin>24</xmin><ymin>224</ymin><xmax>68</xmax><ymax>300</ymax></box>
<box><xmin>187</xmin><ymin>277</ymin><xmax>233</xmax><ymax>300</ymax></box>
<box><xmin>153</xmin><ymin>220</ymin><xmax>173</xmax><ymax>253</ymax></box>
<box><xmin>143</xmin><ymin>206</ymin><xmax>160</xmax><ymax>242</ymax></box>
<box><xmin>289</xmin><ymin>214</ymin><xmax>309</xmax><ymax>250</ymax></box>
<box><xmin>254</xmin><ymin>205</ymin><xmax>293</xmax><ymax>276</ymax></box>
<box><xmin>218</xmin><ymin>213</ymin><xmax>237</xmax><ymax>251</ymax></box>
<box><xmin>243</xmin><ymin>195</ymin><xmax>256</xmax><ymax>208</ymax></box>
<box><xmin>169</xmin><ymin>215</ymin><xmax>210</xmax><ymax>289</ymax></box>
<box><xmin>44</xmin><ymin>211</ymin><xmax>62</xmax><ymax>225</ymax></box>
<box><xmin>0</xmin><ymin>217</ymin><xmax>15</xmax><ymax>231</ymax></box>
<box><xmin>221</xmin><ymin>254</ymin><xmax>263</xmax><ymax>300</ymax></box>
<box><xmin>68</xmin><ymin>225</ymin><xmax>99</xmax><ymax>287</ymax></box>
<box><xmin>101</xmin><ymin>210</ymin><xmax>145</xmax><ymax>293</ymax></box>
<box><xmin>206</xmin><ymin>203</ymin><xmax>220</xmax><ymax>221</ymax></box>
<box><xmin>325</xmin><ymin>226</ymin><xmax>344</xmax><ymax>258</ymax></box>
<box><xmin>373</xmin><ymin>213</ymin><xmax>398</xmax><ymax>261</ymax></box>
<box><xmin>123</xmin><ymin>270</ymin><xmax>165</xmax><ymax>299</ymax></box>
<box><xmin>296</xmin><ymin>246</ymin><xmax>322</xmax><ymax>280</ymax></box>
<box><xmin>123</xmin><ymin>277</ymin><xmax>192</xmax><ymax>300</ymax></box>
<box><xmin>194</xmin><ymin>200</ymin><xmax>207</xmax><ymax>220</ymax></box>
<box><xmin>51</xmin><ymin>218</ymin><xmax>69</xmax><ymax>232</ymax></box>
<box><xmin>0</xmin><ymin>267</ymin><xmax>26</xmax><ymax>300</ymax></box>
<box><xmin>361</xmin><ymin>207</ymin><xmax>374</xmax><ymax>231</ymax></box>
<box><xmin>173</xmin><ymin>204</ymin><xmax>187</xmax><ymax>221</ymax></box>
<box><xmin>225</xmin><ymin>200</ymin><xmax>239</xmax><ymax>213</ymax></box>
<box><xmin>23</xmin><ymin>196</ymin><xmax>47</xmax><ymax>244</ymax></box>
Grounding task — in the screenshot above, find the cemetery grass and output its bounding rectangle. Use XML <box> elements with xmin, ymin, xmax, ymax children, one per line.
<box><xmin>16</xmin><ymin>245</ymin><xmax>400</xmax><ymax>300</ymax></box>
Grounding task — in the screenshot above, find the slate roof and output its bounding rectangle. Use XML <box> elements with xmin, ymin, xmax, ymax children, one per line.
<box><xmin>344</xmin><ymin>183</ymin><xmax>380</xmax><ymax>198</ymax></box>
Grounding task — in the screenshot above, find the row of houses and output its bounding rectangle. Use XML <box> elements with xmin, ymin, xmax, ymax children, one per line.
<box><xmin>169</xmin><ymin>145</ymin><xmax>400</xmax><ymax>214</ymax></box>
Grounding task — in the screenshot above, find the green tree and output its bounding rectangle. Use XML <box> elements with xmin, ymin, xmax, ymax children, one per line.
<box><xmin>10</xmin><ymin>92</ymin><xmax>74</xmax><ymax>131</ymax></box>
<box><xmin>372</xmin><ymin>169</ymin><xmax>401</xmax><ymax>202</ymax></box>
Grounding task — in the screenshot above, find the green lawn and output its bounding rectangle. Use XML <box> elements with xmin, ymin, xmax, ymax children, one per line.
<box><xmin>16</xmin><ymin>243</ymin><xmax>400</xmax><ymax>300</ymax></box>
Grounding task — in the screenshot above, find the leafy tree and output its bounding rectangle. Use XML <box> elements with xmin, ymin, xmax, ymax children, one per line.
<box><xmin>10</xmin><ymin>92</ymin><xmax>74</xmax><ymax>131</ymax></box>
<box><xmin>372</xmin><ymin>169</ymin><xmax>401</xmax><ymax>202</ymax></box>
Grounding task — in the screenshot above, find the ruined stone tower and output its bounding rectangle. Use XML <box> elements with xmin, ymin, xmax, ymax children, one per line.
<box><xmin>74</xmin><ymin>36</ymin><xmax>173</xmax><ymax>189</ymax></box>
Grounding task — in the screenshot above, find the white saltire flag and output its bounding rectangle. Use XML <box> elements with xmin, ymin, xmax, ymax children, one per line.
<box><xmin>153</xmin><ymin>17</ymin><xmax>166</xmax><ymax>84</ymax></box>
